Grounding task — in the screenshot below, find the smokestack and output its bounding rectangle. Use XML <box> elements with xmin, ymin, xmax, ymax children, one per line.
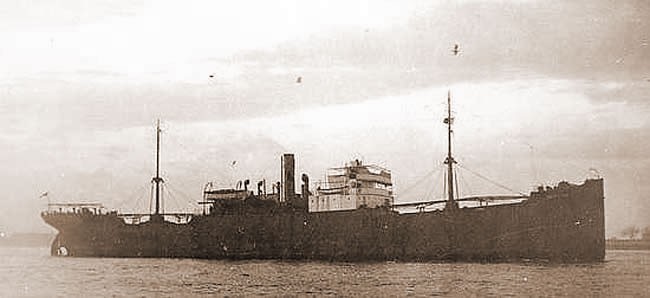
<box><xmin>280</xmin><ymin>154</ymin><xmax>295</xmax><ymax>203</ymax></box>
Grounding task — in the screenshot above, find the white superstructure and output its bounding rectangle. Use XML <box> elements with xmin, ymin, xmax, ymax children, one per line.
<box><xmin>310</xmin><ymin>160</ymin><xmax>393</xmax><ymax>212</ymax></box>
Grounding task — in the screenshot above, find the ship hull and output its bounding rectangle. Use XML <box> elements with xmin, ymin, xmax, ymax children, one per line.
<box><xmin>42</xmin><ymin>179</ymin><xmax>605</xmax><ymax>262</ymax></box>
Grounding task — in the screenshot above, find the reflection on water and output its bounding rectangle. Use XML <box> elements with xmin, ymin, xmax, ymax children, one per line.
<box><xmin>0</xmin><ymin>248</ymin><xmax>648</xmax><ymax>297</ymax></box>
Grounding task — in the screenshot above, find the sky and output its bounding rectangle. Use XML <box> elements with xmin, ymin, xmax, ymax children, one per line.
<box><xmin>0</xmin><ymin>0</ymin><xmax>649</xmax><ymax>237</ymax></box>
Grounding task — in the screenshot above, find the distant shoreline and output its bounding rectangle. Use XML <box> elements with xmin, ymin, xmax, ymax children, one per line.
<box><xmin>606</xmin><ymin>239</ymin><xmax>650</xmax><ymax>250</ymax></box>
<box><xmin>0</xmin><ymin>233</ymin><xmax>54</xmax><ymax>248</ymax></box>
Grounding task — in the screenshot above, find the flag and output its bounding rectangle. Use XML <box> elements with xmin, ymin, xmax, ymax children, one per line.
<box><xmin>40</xmin><ymin>192</ymin><xmax>48</xmax><ymax>198</ymax></box>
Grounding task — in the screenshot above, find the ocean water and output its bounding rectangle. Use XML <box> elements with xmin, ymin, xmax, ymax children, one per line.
<box><xmin>0</xmin><ymin>248</ymin><xmax>648</xmax><ymax>297</ymax></box>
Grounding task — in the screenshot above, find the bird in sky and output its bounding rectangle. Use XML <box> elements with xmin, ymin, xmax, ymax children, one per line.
<box><xmin>452</xmin><ymin>43</ymin><xmax>460</xmax><ymax>56</ymax></box>
<box><xmin>296</xmin><ymin>76</ymin><xmax>302</xmax><ymax>83</ymax></box>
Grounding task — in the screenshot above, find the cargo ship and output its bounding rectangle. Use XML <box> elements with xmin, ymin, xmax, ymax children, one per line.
<box><xmin>41</xmin><ymin>94</ymin><xmax>605</xmax><ymax>262</ymax></box>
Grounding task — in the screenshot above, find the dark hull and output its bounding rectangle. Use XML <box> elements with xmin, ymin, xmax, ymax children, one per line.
<box><xmin>42</xmin><ymin>179</ymin><xmax>605</xmax><ymax>262</ymax></box>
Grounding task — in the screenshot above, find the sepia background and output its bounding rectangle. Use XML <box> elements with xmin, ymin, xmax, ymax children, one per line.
<box><xmin>0</xmin><ymin>0</ymin><xmax>648</xmax><ymax>238</ymax></box>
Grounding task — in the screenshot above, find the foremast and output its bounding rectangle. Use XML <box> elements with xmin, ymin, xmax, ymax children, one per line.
<box><xmin>152</xmin><ymin>119</ymin><xmax>164</xmax><ymax>220</ymax></box>
<box><xmin>444</xmin><ymin>91</ymin><xmax>459</xmax><ymax>210</ymax></box>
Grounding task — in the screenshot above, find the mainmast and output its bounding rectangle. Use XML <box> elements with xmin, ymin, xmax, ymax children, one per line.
<box><xmin>152</xmin><ymin>119</ymin><xmax>164</xmax><ymax>216</ymax></box>
<box><xmin>444</xmin><ymin>91</ymin><xmax>459</xmax><ymax>210</ymax></box>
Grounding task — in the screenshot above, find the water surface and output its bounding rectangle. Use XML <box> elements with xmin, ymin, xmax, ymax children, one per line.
<box><xmin>1</xmin><ymin>248</ymin><xmax>648</xmax><ymax>297</ymax></box>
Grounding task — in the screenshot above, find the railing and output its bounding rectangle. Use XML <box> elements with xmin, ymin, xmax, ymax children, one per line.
<box><xmin>118</xmin><ymin>213</ymin><xmax>195</xmax><ymax>224</ymax></box>
<box><xmin>393</xmin><ymin>195</ymin><xmax>529</xmax><ymax>208</ymax></box>
<box><xmin>44</xmin><ymin>203</ymin><xmax>108</xmax><ymax>215</ymax></box>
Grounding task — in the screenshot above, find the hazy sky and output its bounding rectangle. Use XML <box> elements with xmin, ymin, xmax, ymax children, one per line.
<box><xmin>1</xmin><ymin>0</ymin><xmax>648</xmax><ymax>236</ymax></box>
